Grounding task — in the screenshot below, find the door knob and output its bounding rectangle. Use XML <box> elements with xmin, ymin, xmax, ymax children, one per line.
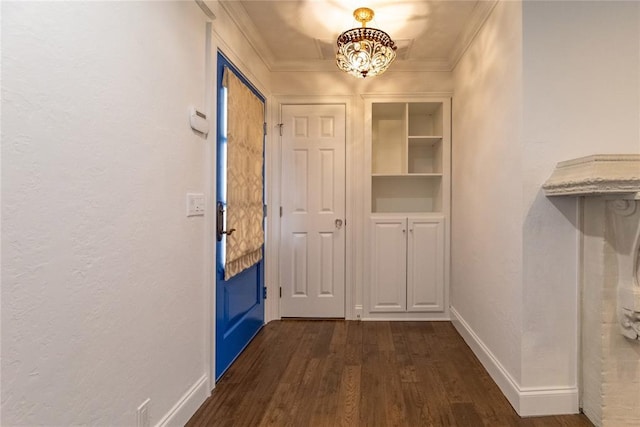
<box><xmin>335</xmin><ymin>219</ymin><xmax>343</xmax><ymax>229</ymax></box>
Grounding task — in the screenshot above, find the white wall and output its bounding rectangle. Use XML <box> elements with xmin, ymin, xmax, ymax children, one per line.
<box><xmin>2</xmin><ymin>2</ymin><xmax>212</xmax><ymax>425</ymax></box>
<box><xmin>521</xmin><ymin>0</ymin><xmax>640</xmax><ymax>390</ymax></box>
<box><xmin>452</xmin><ymin>0</ymin><xmax>640</xmax><ymax>417</ymax></box>
<box><xmin>205</xmin><ymin>1</ymin><xmax>271</xmax><ymax>94</ymax></box>
<box><xmin>271</xmin><ymin>70</ymin><xmax>453</xmax><ymax>96</ymax></box>
<box><xmin>451</xmin><ymin>0</ymin><xmax>524</xmax><ymax>395</ymax></box>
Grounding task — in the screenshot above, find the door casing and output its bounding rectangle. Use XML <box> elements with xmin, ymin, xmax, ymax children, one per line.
<box><xmin>270</xmin><ymin>97</ymin><xmax>356</xmax><ymax>321</ymax></box>
<box><xmin>279</xmin><ymin>104</ymin><xmax>346</xmax><ymax>318</ymax></box>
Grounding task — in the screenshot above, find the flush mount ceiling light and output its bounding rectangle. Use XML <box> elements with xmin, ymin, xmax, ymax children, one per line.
<box><xmin>336</xmin><ymin>7</ymin><xmax>397</xmax><ymax>78</ymax></box>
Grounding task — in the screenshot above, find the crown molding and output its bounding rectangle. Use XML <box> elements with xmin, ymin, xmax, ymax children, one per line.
<box><xmin>222</xmin><ymin>0</ymin><xmax>498</xmax><ymax>74</ymax></box>
<box><xmin>389</xmin><ymin>59</ymin><xmax>452</xmax><ymax>72</ymax></box>
<box><xmin>448</xmin><ymin>0</ymin><xmax>499</xmax><ymax>71</ymax></box>
<box><xmin>219</xmin><ymin>1</ymin><xmax>276</xmax><ymax>70</ymax></box>
<box><xmin>195</xmin><ymin>0</ymin><xmax>216</xmax><ymax>21</ymax></box>
<box><xmin>269</xmin><ymin>59</ymin><xmax>451</xmax><ymax>73</ymax></box>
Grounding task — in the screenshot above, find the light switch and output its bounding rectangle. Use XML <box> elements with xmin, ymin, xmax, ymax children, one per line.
<box><xmin>186</xmin><ymin>193</ymin><xmax>205</xmax><ymax>217</ymax></box>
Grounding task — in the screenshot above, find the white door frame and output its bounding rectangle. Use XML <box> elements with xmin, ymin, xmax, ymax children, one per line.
<box><xmin>268</xmin><ymin>96</ymin><xmax>356</xmax><ymax>321</ymax></box>
<box><xmin>279</xmin><ymin>104</ymin><xmax>346</xmax><ymax>317</ymax></box>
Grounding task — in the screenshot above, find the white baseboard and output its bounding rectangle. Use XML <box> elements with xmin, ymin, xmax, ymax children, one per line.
<box><xmin>519</xmin><ymin>386</ymin><xmax>579</xmax><ymax>416</ymax></box>
<box><xmin>450</xmin><ymin>307</ymin><xmax>579</xmax><ymax>417</ymax></box>
<box><xmin>156</xmin><ymin>374</ymin><xmax>210</xmax><ymax>427</ymax></box>
<box><xmin>450</xmin><ymin>307</ymin><xmax>522</xmax><ymax>412</ymax></box>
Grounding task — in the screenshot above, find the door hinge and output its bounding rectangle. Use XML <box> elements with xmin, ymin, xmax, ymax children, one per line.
<box><xmin>263</xmin><ymin>286</ymin><xmax>267</xmax><ymax>299</ymax></box>
<box><xmin>264</xmin><ymin>204</ymin><xmax>267</xmax><ymax>217</ymax></box>
<box><xmin>279</xmin><ymin>206</ymin><xmax>283</xmax><ymax>217</ymax></box>
<box><xmin>279</xmin><ymin>287</ymin><xmax>282</xmax><ymax>298</ymax></box>
<box><xmin>263</xmin><ymin>122</ymin><xmax>267</xmax><ymax>136</ymax></box>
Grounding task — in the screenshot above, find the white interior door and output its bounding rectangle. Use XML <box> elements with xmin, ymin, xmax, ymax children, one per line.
<box><xmin>280</xmin><ymin>104</ymin><xmax>346</xmax><ymax>318</ymax></box>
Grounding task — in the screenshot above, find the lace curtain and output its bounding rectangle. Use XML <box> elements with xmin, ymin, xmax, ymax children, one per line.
<box><xmin>222</xmin><ymin>67</ymin><xmax>264</xmax><ymax>280</ymax></box>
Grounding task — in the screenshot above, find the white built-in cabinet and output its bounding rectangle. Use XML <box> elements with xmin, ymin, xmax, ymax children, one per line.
<box><xmin>364</xmin><ymin>96</ymin><xmax>450</xmax><ymax>320</ymax></box>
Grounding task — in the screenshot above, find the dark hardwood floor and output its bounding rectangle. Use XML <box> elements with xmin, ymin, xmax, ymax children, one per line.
<box><xmin>187</xmin><ymin>320</ymin><xmax>593</xmax><ymax>426</ymax></box>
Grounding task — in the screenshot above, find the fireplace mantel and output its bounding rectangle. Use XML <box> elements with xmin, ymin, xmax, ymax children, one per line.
<box><xmin>543</xmin><ymin>154</ymin><xmax>640</xmax><ymax>197</ymax></box>
<box><xmin>544</xmin><ymin>154</ymin><xmax>640</xmax><ymax>342</ymax></box>
<box><xmin>544</xmin><ymin>154</ymin><xmax>639</xmax><ymax>426</ymax></box>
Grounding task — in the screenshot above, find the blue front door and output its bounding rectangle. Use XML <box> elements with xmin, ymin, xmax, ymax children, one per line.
<box><xmin>215</xmin><ymin>52</ymin><xmax>265</xmax><ymax>380</ymax></box>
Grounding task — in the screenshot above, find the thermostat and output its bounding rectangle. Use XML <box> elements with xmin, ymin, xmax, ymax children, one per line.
<box><xmin>190</xmin><ymin>106</ymin><xmax>209</xmax><ymax>135</ymax></box>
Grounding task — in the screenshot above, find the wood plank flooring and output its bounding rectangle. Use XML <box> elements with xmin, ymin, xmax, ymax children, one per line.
<box><xmin>187</xmin><ymin>320</ymin><xmax>593</xmax><ymax>427</ymax></box>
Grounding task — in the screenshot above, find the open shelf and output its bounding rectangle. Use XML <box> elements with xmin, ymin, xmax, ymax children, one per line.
<box><xmin>372</xmin><ymin>175</ymin><xmax>442</xmax><ymax>213</ymax></box>
<box><xmin>408</xmin><ymin>138</ymin><xmax>442</xmax><ymax>174</ymax></box>
<box><xmin>369</xmin><ymin>99</ymin><xmax>448</xmax><ymax>215</ymax></box>
<box><xmin>408</xmin><ymin>103</ymin><xmax>444</xmax><ymax>137</ymax></box>
<box><xmin>372</xmin><ymin>103</ymin><xmax>406</xmax><ymax>175</ymax></box>
<box><xmin>408</xmin><ymin>136</ymin><xmax>443</xmax><ymax>141</ymax></box>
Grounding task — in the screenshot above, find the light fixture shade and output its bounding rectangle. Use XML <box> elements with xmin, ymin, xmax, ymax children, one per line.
<box><xmin>336</xmin><ymin>27</ymin><xmax>397</xmax><ymax>78</ymax></box>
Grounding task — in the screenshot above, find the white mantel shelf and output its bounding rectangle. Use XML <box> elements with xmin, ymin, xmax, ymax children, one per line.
<box><xmin>543</xmin><ymin>154</ymin><xmax>640</xmax><ymax>427</ymax></box>
<box><xmin>543</xmin><ymin>153</ymin><xmax>640</xmax><ymax>344</ymax></box>
<box><xmin>543</xmin><ymin>154</ymin><xmax>640</xmax><ymax>197</ymax></box>
<box><xmin>544</xmin><ymin>154</ymin><xmax>640</xmax><ymax>426</ymax></box>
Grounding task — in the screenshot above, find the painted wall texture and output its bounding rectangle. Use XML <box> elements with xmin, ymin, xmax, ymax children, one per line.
<box><xmin>270</xmin><ymin>70</ymin><xmax>454</xmax><ymax>96</ymax></box>
<box><xmin>3</xmin><ymin>0</ymin><xmax>639</xmax><ymax>424</ymax></box>
<box><xmin>451</xmin><ymin>0</ymin><xmax>524</xmax><ymax>390</ymax></box>
<box><xmin>2</xmin><ymin>2</ymin><xmax>211</xmax><ymax>425</ymax></box>
<box><xmin>452</xmin><ymin>0</ymin><xmax>640</xmax><ymax>417</ymax></box>
<box><xmin>521</xmin><ymin>0</ymin><xmax>640</xmax><ymax>390</ymax></box>
<box><xmin>206</xmin><ymin>1</ymin><xmax>271</xmax><ymax>94</ymax></box>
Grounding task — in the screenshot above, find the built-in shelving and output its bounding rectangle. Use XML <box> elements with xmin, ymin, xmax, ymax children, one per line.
<box><xmin>369</xmin><ymin>99</ymin><xmax>449</xmax><ymax>214</ymax></box>
<box><xmin>364</xmin><ymin>96</ymin><xmax>451</xmax><ymax>319</ymax></box>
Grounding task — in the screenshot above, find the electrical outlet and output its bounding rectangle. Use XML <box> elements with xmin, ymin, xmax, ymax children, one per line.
<box><xmin>137</xmin><ymin>398</ymin><xmax>150</xmax><ymax>427</ymax></box>
<box><xmin>186</xmin><ymin>193</ymin><xmax>205</xmax><ymax>217</ymax></box>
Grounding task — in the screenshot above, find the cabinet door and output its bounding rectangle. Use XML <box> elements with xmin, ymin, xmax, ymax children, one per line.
<box><xmin>407</xmin><ymin>217</ymin><xmax>444</xmax><ymax>312</ymax></box>
<box><xmin>369</xmin><ymin>217</ymin><xmax>407</xmax><ymax>312</ymax></box>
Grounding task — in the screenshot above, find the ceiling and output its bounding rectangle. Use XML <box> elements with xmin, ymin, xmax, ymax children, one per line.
<box><xmin>220</xmin><ymin>0</ymin><xmax>497</xmax><ymax>72</ymax></box>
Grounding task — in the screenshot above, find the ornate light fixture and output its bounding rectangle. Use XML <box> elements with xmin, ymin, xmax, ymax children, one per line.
<box><xmin>336</xmin><ymin>7</ymin><xmax>397</xmax><ymax>78</ymax></box>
